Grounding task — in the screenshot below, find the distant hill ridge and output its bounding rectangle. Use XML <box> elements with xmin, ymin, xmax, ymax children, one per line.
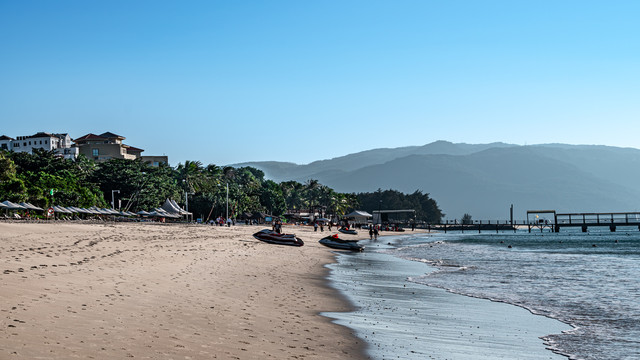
<box><xmin>232</xmin><ymin>141</ymin><xmax>640</xmax><ymax>219</ymax></box>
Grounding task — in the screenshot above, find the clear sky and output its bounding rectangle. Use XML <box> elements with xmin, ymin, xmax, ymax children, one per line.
<box><xmin>1</xmin><ymin>1</ymin><xmax>639</xmax><ymax>166</ymax></box>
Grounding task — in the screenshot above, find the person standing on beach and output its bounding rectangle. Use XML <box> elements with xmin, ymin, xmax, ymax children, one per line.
<box><xmin>369</xmin><ymin>225</ymin><xmax>373</xmax><ymax>240</ymax></box>
<box><xmin>373</xmin><ymin>225</ymin><xmax>379</xmax><ymax>240</ymax></box>
<box><xmin>320</xmin><ymin>222</ymin><xmax>324</xmax><ymax>232</ymax></box>
<box><xmin>227</xmin><ymin>217</ymin><xmax>232</xmax><ymax>227</ymax></box>
<box><xmin>314</xmin><ymin>222</ymin><xmax>318</xmax><ymax>232</ymax></box>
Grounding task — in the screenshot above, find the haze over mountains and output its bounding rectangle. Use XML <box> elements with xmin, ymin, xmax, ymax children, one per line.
<box><xmin>233</xmin><ymin>141</ymin><xmax>640</xmax><ymax>220</ymax></box>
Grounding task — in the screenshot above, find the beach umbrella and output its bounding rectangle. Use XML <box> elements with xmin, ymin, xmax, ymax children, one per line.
<box><xmin>91</xmin><ymin>207</ymin><xmax>107</xmax><ymax>215</ymax></box>
<box><xmin>137</xmin><ymin>210</ymin><xmax>151</xmax><ymax>216</ymax></box>
<box><xmin>25</xmin><ymin>203</ymin><xmax>44</xmax><ymax>211</ymax></box>
<box><xmin>52</xmin><ymin>205</ymin><xmax>71</xmax><ymax>214</ymax></box>
<box><xmin>0</xmin><ymin>202</ymin><xmax>8</xmax><ymax>209</ymax></box>
<box><xmin>2</xmin><ymin>200</ymin><xmax>27</xmax><ymax>210</ymax></box>
<box><xmin>88</xmin><ymin>206</ymin><xmax>110</xmax><ymax>215</ymax></box>
<box><xmin>19</xmin><ymin>202</ymin><xmax>37</xmax><ymax>211</ymax></box>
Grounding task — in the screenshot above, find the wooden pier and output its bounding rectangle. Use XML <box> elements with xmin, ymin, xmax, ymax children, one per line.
<box><xmin>424</xmin><ymin>210</ymin><xmax>640</xmax><ymax>233</ymax></box>
<box><xmin>428</xmin><ymin>220</ymin><xmax>518</xmax><ymax>233</ymax></box>
<box><xmin>528</xmin><ymin>210</ymin><xmax>640</xmax><ymax>232</ymax></box>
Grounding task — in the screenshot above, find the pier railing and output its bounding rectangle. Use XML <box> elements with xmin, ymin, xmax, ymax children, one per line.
<box><xmin>425</xmin><ymin>211</ymin><xmax>640</xmax><ymax>233</ymax></box>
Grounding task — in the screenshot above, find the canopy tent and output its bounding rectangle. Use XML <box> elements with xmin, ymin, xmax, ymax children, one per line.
<box><xmin>0</xmin><ymin>202</ymin><xmax>8</xmax><ymax>209</ymax></box>
<box><xmin>343</xmin><ymin>210</ymin><xmax>373</xmax><ymax>225</ymax></box>
<box><xmin>344</xmin><ymin>210</ymin><xmax>373</xmax><ymax>218</ymax></box>
<box><xmin>171</xmin><ymin>199</ymin><xmax>191</xmax><ymax>215</ymax></box>
<box><xmin>161</xmin><ymin>199</ymin><xmax>191</xmax><ymax>221</ymax></box>
<box><xmin>152</xmin><ymin>208</ymin><xmax>180</xmax><ymax>218</ymax></box>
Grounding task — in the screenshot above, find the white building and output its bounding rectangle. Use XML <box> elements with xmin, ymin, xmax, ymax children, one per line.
<box><xmin>2</xmin><ymin>132</ymin><xmax>78</xmax><ymax>160</ymax></box>
<box><xmin>0</xmin><ymin>135</ymin><xmax>14</xmax><ymax>151</ymax></box>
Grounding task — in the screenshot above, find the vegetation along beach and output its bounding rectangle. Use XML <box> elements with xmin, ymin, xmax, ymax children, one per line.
<box><xmin>3</xmin><ymin>1</ymin><xmax>640</xmax><ymax>359</ymax></box>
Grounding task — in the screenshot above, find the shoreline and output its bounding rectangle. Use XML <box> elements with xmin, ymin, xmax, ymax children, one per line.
<box><xmin>0</xmin><ymin>222</ymin><xmax>376</xmax><ymax>359</ymax></box>
<box><xmin>324</xmin><ymin>233</ymin><xmax>570</xmax><ymax>360</ymax></box>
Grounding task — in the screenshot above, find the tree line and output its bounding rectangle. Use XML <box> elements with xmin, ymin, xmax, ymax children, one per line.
<box><xmin>0</xmin><ymin>149</ymin><xmax>443</xmax><ymax>223</ymax></box>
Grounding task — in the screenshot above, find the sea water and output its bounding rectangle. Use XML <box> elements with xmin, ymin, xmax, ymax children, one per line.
<box><xmin>324</xmin><ymin>228</ymin><xmax>640</xmax><ymax>360</ymax></box>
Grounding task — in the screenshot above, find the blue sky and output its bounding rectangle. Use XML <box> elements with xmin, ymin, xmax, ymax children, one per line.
<box><xmin>1</xmin><ymin>1</ymin><xmax>639</xmax><ymax>165</ymax></box>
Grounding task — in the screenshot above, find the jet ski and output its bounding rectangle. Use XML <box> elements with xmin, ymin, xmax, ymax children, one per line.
<box><xmin>338</xmin><ymin>227</ymin><xmax>358</xmax><ymax>235</ymax></box>
<box><xmin>319</xmin><ymin>234</ymin><xmax>364</xmax><ymax>252</ymax></box>
<box><xmin>252</xmin><ymin>229</ymin><xmax>304</xmax><ymax>247</ymax></box>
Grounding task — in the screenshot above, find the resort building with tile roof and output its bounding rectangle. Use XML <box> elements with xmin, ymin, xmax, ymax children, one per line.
<box><xmin>73</xmin><ymin>131</ymin><xmax>167</xmax><ymax>166</ymax></box>
<box><xmin>1</xmin><ymin>131</ymin><xmax>167</xmax><ymax>166</ymax></box>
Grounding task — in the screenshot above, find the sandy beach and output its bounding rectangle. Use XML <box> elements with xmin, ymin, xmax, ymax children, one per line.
<box><xmin>0</xmin><ymin>222</ymin><xmax>371</xmax><ymax>359</ymax></box>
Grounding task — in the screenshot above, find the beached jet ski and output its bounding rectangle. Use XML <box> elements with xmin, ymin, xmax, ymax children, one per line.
<box><xmin>252</xmin><ymin>229</ymin><xmax>304</xmax><ymax>247</ymax></box>
<box><xmin>319</xmin><ymin>234</ymin><xmax>364</xmax><ymax>252</ymax></box>
<box><xmin>338</xmin><ymin>227</ymin><xmax>358</xmax><ymax>235</ymax></box>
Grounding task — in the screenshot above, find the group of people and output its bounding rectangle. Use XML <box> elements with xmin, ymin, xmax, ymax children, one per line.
<box><xmin>368</xmin><ymin>224</ymin><xmax>380</xmax><ymax>240</ymax></box>
<box><xmin>210</xmin><ymin>216</ymin><xmax>233</xmax><ymax>227</ymax></box>
<box><xmin>313</xmin><ymin>221</ymin><xmax>335</xmax><ymax>232</ymax></box>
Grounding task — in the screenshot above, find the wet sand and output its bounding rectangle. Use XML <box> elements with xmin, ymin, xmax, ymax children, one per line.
<box><xmin>0</xmin><ymin>222</ymin><xmax>370</xmax><ymax>359</ymax></box>
<box><xmin>324</xmin><ymin>236</ymin><xmax>571</xmax><ymax>360</ymax></box>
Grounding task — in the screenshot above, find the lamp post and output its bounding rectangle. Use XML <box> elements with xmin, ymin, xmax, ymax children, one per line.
<box><xmin>226</xmin><ymin>182</ymin><xmax>229</xmax><ymax>219</ymax></box>
<box><xmin>184</xmin><ymin>191</ymin><xmax>194</xmax><ymax>222</ymax></box>
<box><xmin>378</xmin><ymin>199</ymin><xmax>382</xmax><ymax>225</ymax></box>
<box><xmin>111</xmin><ymin>190</ymin><xmax>120</xmax><ymax>209</ymax></box>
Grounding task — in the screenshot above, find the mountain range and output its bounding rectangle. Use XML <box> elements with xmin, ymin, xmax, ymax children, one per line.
<box><xmin>232</xmin><ymin>141</ymin><xmax>640</xmax><ymax>220</ymax></box>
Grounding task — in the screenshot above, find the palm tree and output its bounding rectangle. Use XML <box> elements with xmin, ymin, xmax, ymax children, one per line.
<box><xmin>176</xmin><ymin>160</ymin><xmax>206</xmax><ymax>193</ymax></box>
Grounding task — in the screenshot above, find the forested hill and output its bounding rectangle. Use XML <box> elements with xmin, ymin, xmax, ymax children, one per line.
<box><xmin>233</xmin><ymin>141</ymin><xmax>640</xmax><ymax>220</ymax></box>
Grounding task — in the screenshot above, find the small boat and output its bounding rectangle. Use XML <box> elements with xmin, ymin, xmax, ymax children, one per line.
<box><xmin>338</xmin><ymin>227</ymin><xmax>358</xmax><ymax>235</ymax></box>
<box><xmin>319</xmin><ymin>234</ymin><xmax>364</xmax><ymax>252</ymax></box>
<box><xmin>253</xmin><ymin>229</ymin><xmax>304</xmax><ymax>247</ymax></box>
